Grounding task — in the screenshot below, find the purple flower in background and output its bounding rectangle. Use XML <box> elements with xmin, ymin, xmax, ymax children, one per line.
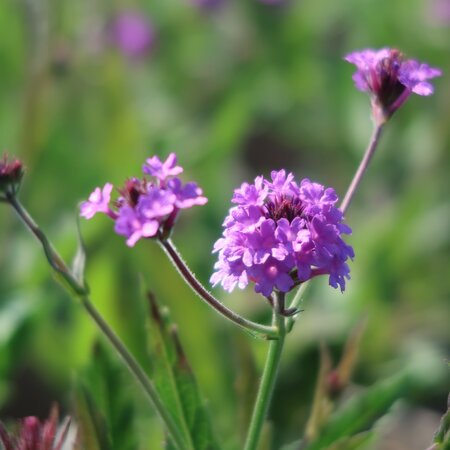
<box><xmin>427</xmin><ymin>0</ymin><xmax>450</xmax><ymax>25</ymax></box>
<box><xmin>211</xmin><ymin>171</ymin><xmax>354</xmax><ymax>297</ymax></box>
<box><xmin>345</xmin><ymin>48</ymin><xmax>441</xmax><ymax>122</ymax></box>
<box><xmin>109</xmin><ymin>11</ymin><xmax>154</xmax><ymax>59</ymax></box>
<box><xmin>80</xmin><ymin>153</ymin><xmax>207</xmax><ymax>246</ymax></box>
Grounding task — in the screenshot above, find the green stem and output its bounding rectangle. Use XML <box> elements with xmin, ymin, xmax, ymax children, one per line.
<box><xmin>244</xmin><ymin>292</ymin><xmax>286</xmax><ymax>450</ymax></box>
<box><xmin>79</xmin><ymin>296</ymin><xmax>187</xmax><ymax>450</ymax></box>
<box><xmin>6</xmin><ymin>197</ymin><xmax>187</xmax><ymax>450</ymax></box>
<box><xmin>286</xmin><ymin>122</ymin><xmax>386</xmax><ymax>330</ymax></box>
<box><xmin>159</xmin><ymin>238</ymin><xmax>278</xmax><ymax>339</ymax></box>
<box><xmin>285</xmin><ymin>282</ymin><xmax>309</xmax><ymax>333</ymax></box>
<box><xmin>339</xmin><ymin>123</ymin><xmax>385</xmax><ymax>215</ymax></box>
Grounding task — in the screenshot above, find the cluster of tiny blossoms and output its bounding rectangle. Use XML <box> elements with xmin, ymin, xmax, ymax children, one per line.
<box><xmin>210</xmin><ymin>170</ymin><xmax>354</xmax><ymax>297</ymax></box>
<box><xmin>345</xmin><ymin>48</ymin><xmax>441</xmax><ymax>121</ymax></box>
<box><xmin>80</xmin><ymin>154</ymin><xmax>207</xmax><ymax>246</ymax></box>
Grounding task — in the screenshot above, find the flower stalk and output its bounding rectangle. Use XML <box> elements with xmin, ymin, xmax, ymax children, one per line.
<box><xmin>4</xmin><ymin>195</ymin><xmax>187</xmax><ymax>450</ymax></box>
<box><xmin>244</xmin><ymin>291</ymin><xmax>286</xmax><ymax>450</ymax></box>
<box><xmin>159</xmin><ymin>238</ymin><xmax>279</xmax><ymax>339</ymax></box>
<box><xmin>340</xmin><ymin>123</ymin><xmax>385</xmax><ymax>215</ymax></box>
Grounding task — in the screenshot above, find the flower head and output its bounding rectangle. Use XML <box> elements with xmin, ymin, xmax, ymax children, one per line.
<box><xmin>0</xmin><ymin>153</ymin><xmax>24</xmax><ymax>196</ymax></box>
<box><xmin>0</xmin><ymin>406</ymin><xmax>71</xmax><ymax>450</ymax></box>
<box><xmin>211</xmin><ymin>171</ymin><xmax>354</xmax><ymax>297</ymax></box>
<box><xmin>345</xmin><ymin>48</ymin><xmax>441</xmax><ymax>122</ymax></box>
<box><xmin>109</xmin><ymin>11</ymin><xmax>155</xmax><ymax>60</ymax></box>
<box><xmin>80</xmin><ymin>153</ymin><xmax>207</xmax><ymax>246</ymax></box>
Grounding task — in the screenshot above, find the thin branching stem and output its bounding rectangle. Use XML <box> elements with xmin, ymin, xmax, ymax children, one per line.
<box><xmin>5</xmin><ymin>196</ymin><xmax>187</xmax><ymax>450</ymax></box>
<box><xmin>159</xmin><ymin>238</ymin><xmax>279</xmax><ymax>339</ymax></box>
<box><xmin>244</xmin><ymin>292</ymin><xmax>286</xmax><ymax>450</ymax></box>
<box><xmin>340</xmin><ymin>123</ymin><xmax>385</xmax><ymax>214</ymax></box>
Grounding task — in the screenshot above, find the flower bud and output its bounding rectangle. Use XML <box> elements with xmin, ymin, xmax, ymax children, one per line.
<box><xmin>345</xmin><ymin>48</ymin><xmax>441</xmax><ymax>123</ymax></box>
<box><xmin>0</xmin><ymin>153</ymin><xmax>24</xmax><ymax>196</ymax></box>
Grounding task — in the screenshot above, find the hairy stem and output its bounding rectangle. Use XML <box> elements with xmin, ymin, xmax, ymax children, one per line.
<box><xmin>6</xmin><ymin>197</ymin><xmax>187</xmax><ymax>450</ymax></box>
<box><xmin>79</xmin><ymin>296</ymin><xmax>187</xmax><ymax>450</ymax></box>
<box><xmin>244</xmin><ymin>292</ymin><xmax>286</xmax><ymax>450</ymax></box>
<box><xmin>340</xmin><ymin>123</ymin><xmax>385</xmax><ymax>214</ymax></box>
<box><xmin>159</xmin><ymin>238</ymin><xmax>279</xmax><ymax>339</ymax></box>
<box><xmin>286</xmin><ymin>122</ymin><xmax>386</xmax><ymax>326</ymax></box>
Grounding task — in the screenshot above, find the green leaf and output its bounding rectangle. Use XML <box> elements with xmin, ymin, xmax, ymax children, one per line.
<box><xmin>322</xmin><ymin>432</ymin><xmax>374</xmax><ymax>450</ymax></box>
<box><xmin>433</xmin><ymin>396</ymin><xmax>450</xmax><ymax>448</ymax></box>
<box><xmin>74</xmin><ymin>383</ymin><xmax>112</xmax><ymax>450</ymax></box>
<box><xmin>74</xmin><ymin>342</ymin><xmax>139</xmax><ymax>450</ymax></box>
<box><xmin>281</xmin><ymin>432</ymin><xmax>373</xmax><ymax>450</ymax></box>
<box><xmin>303</xmin><ymin>372</ymin><xmax>412</xmax><ymax>450</ymax></box>
<box><xmin>146</xmin><ymin>291</ymin><xmax>220</xmax><ymax>450</ymax></box>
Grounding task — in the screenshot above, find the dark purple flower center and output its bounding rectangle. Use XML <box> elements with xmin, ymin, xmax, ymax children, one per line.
<box><xmin>264</xmin><ymin>195</ymin><xmax>305</xmax><ymax>222</ymax></box>
<box><xmin>370</xmin><ymin>50</ymin><xmax>407</xmax><ymax>109</ymax></box>
<box><xmin>117</xmin><ymin>178</ymin><xmax>147</xmax><ymax>207</ymax></box>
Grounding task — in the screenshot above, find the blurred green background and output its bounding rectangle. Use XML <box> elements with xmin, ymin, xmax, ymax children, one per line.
<box><xmin>0</xmin><ymin>0</ymin><xmax>449</xmax><ymax>448</ymax></box>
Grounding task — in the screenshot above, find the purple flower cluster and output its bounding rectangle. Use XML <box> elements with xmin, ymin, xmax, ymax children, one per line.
<box><xmin>345</xmin><ymin>48</ymin><xmax>441</xmax><ymax>121</ymax></box>
<box><xmin>80</xmin><ymin>154</ymin><xmax>207</xmax><ymax>246</ymax></box>
<box><xmin>210</xmin><ymin>170</ymin><xmax>354</xmax><ymax>297</ymax></box>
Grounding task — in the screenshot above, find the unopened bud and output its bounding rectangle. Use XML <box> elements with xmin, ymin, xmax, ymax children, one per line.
<box><xmin>0</xmin><ymin>153</ymin><xmax>24</xmax><ymax>196</ymax></box>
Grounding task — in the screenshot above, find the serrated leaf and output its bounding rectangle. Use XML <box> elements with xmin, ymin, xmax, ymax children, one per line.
<box><xmin>146</xmin><ymin>291</ymin><xmax>220</xmax><ymax>450</ymax></box>
<box><xmin>303</xmin><ymin>372</ymin><xmax>412</xmax><ymax>450</ymax></box>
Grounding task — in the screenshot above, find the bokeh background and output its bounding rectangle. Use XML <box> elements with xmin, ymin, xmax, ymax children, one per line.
<box><xmin>0</xmin><ymin>0</ymin><xmax>449</xmax><ymax>448</ymax></box>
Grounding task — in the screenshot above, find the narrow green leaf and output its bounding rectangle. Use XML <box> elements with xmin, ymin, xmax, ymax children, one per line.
<box><xmin>146</xmin><ymin>292</ymin><xmax>220</xmax><ymax>450</ymax></box>
<box><xmin>303</xmin><ymin>372</ymin><xmax>411</xmax><ymax>450</ymax></box>
<box><xmin>74</xmin><ymin>342</ymin><xmax>139</xmax><ymax>450</ymax></box>
<box><xmin>433</xmin><ymin>395</ymin><xmax>450</xmax><ymax>448</ymax></box>
<box><xmin>73</xmin><ymin>383</ymin><xmax>112</xmax><ymax>450</ymax></box>
<box><xmin>322</xmin><ymin>432</ymin><xmax>374</xmax><ymax>450</ymax></box>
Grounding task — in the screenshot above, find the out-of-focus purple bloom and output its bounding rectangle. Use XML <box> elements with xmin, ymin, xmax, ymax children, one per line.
<box><xmin>211</xmin><ymin>170</ymin><xmax>354</xmax><ymax>297</ymax></box>
<box><xmin>109</xmin><ymin>11</ymin><xmax>154</xmax><ymax>59</ymax></box>
<box><xmin>427</xmin><ymin>0</ymin><xmax>450</xmax><ymax>25</ymax></box>
<box><xmin>0</xmin><ymin>406</ymin><xmax>71</xmax><ymax>450</ymax></box>
<box><xmin>80</xmin><ymin>153</ymin><xmax>207</xmax><ymax>247</ymax></box>
<box><xmin>345</xmin><ymin>48</ymin><xmax>441</xmax><ymax>122</ymax></box>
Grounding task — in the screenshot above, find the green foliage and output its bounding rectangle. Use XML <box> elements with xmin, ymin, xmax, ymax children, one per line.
<box><xmin>432</xmin><ymin>398</ymin><xmax>450</xmax><ymax>449</ymax></box>
<box><xmin>302</xmin><ymin>372</ymin><xmax>411</xmax><ymax>450</ymax></box>
<box><xmin>74</xmin><ymin>343</ymin><xmax>138</xmax><ymax>450</ymax></box>
<box><xmin>146</xmin><ymin>292</ymin><xmax>220</xmax><ymax>450</ymax></box>
<box><xmin>0</xmin><ymin>0</ymin><xmax>449</xmax><ymax>448</ymax></box>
